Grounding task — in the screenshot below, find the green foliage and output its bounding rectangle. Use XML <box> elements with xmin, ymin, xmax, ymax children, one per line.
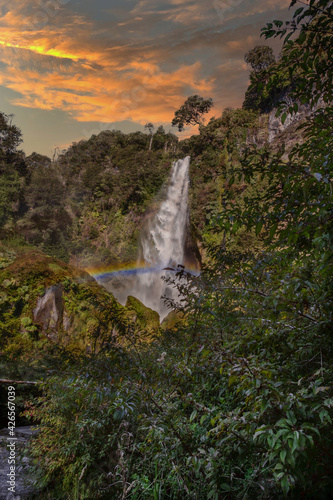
<box><xmin>0</xmin><ymin>112</ymin><xmax>23</xmax><ymax>155</ymax></box>
<box><xmin>179</xmin><ymin>107</ymin><xmax>259</xmax><ymax>239</ymax></box>
<box><xmin>261</xmin><ymin>0</ymin><xmax>333</xmax><ymax>110</ymax></box>
<box><xmin>244</xmin><ymin>0</ymin><xmax>333</xmax><ymax>113</ymax></box>
<box><xmin>44</xmin><ymin>130</ymin><xmax>176</xmax><ymax>264</ymax></box>
<box><xmin>0</xmin><ymin>245</ymin><xmax>130</xmax><ymax>381</ymax></box>
<box><xmin>0</xmin><ymin>166</ymin><xmax>21</xmax><ymax>226</ymax></box>
<box><xmin>0</xmin><ymin>112</ymin><xmax>27</xmax><ymax>232</ymax></box>
<box><xmin>172</xmin><ymin>95</ymin><xmax>214</xmax><ymax>131</ymax></box>
<box><xmin>125</xmin><ymin>295</ymin><xmax>160</xmax><ymax>335</ymax></box>
<box><xmin>0</xmin><ymin>126</ymin><xmax>178</xmax><ymax>265</ymax></box>
<box><xmin>244</xmin><ymin>45</ymin><xmax>275</xmax><ymax>72</ymax></box>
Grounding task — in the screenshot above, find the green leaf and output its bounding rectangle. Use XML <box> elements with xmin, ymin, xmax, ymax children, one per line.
<box><xmin>220</xmin><ymin>483</ymin><xmax>232</xmax><ymax>491</ymax></box>
<box><xmin>280</xmin><ymin>449</ymin><xmax>287</xmax><ymax>463</ymax></box>
<box><xmin>293</xmin><ymin>7</ymin><xmax>304</xmax><ymax>17</ymax></box>
<box><xmin>232</xmin><ymin>222</ymin><xmax>240</xmax><ymax>234</ymax></box>
<box><xmin>281</xmin><ymin>475</ymin><xmax>290</xmax><ymax>495</ymax></box>
<box><xmin>200</xmin><ymin>415</ymin><xmax>207</xmax><ymax>425</ymax></box>
<box><xmin>190</xmin><ymin>409</ymin><xmax>197</xmax><ymax>422</ymax></box>
<box><xmin>261</xmin><ymin>399</ymin><xmax>268</xmax><ymax>413</ymax></box>
<box><xmin>256</xmin><ymin>220</ymin><xmax>264</xmax><ymax>235</ymax></box>
<box><xmin>269</xmin><ymin>223</ymin><xmax>278</xmax><ymax>239</ymax></box>
<box><xmin>281</xmin><ymin>112</ymin><xmax>287</xmax><ymax>124</ymax></box>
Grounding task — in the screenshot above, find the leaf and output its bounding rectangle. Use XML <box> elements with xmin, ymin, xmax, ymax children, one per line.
<box><xmin>220</xmin><ymin>483</ymin><xmax>232</xmax><ymax>491</ymax></box>
<box><xmin>232</xmin><ymin>222</ymin><xmax>240</xmax><ymax>234</ymax></box>
<box><xmin>190</xmin><ymin>409</ymin><xmax>197</xmax><ymax>422</ymax></box>
<box><xmin>281</xmin><ymin>112</ymin><xmax>287</xmax><ymax>124</ymax></box>
<box><xmin>253</xmin><ymin>427</ymin><xmax>268</xmax><ymax>441</ymax></box>
<box><xmin>280</xmin><ymin>449</ymin><xmax>287</xmax><ymax>463</ymax></box>
<box><xmin>200</xmin><ymin>415</ymin><xmax>207</xmax><ymax>425</ymax></box>
<box><xmin>281</xmin><ymin>475</ymin><xmax>290</xmax><ymax>495</ymax></box>
<box><xmin>293</xmin><ymin>7</ymin><xmax>304</xmax><ymax>17</ymax></box>
<box><xmin>261</xmin><ymin>399</ymin><xmax>268</xmax><ymax>413</ymax></box>
<box><xmin>256</xmin><ymin>220</ymin><xmax>264</xmax><ymax>236</ymax></box>
<box><xmin>269</xmin><ymin>223</ymin><xmax>278</xmax><ymax>239</ymax></box>
<box><xmin>315</xmin><ymin>386</ymin><xmax>329</xmax><ymax>395</ymax></box>
<box><xmin>298</xmin><ymin>31</ymin><xmax>307</xmax><ymax>44</ymax></box>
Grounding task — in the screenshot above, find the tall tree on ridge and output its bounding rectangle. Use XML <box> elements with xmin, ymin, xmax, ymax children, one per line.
<box><xmin>172</xmin><ymin>95</ymin><xmax>214</xmax><ymax>131</ymax></box>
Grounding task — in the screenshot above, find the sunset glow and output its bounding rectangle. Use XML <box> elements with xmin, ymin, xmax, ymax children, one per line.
<box><xmin>0</xmin><ymin>0</ymin><xmax>291</xmax><ymax>155</ymax></box>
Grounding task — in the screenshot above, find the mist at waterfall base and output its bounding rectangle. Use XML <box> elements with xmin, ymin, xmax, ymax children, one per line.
<box><xmin>93</xmin><ymin>157</ymin><xmax>195</xmax><ymax>321</ymax></box>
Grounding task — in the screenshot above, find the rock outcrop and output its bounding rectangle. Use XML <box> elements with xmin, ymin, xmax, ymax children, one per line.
<box><xmin>125</xmin><ymin>295</ymin><xmax>160</xmax><ymax>334</ymax></box>
<box><xmin>33</xmin><ymin>285</ymin><xmax>63</xmax><ymax>340</ymax></box>
<box><xmin>268</xmin><ymin>104</ymin><xmax>309</xmax><ymax>143</ymax></box>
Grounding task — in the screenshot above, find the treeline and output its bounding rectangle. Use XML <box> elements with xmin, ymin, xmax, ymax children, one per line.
<box><xmin>0</xmin><ymin>123</ymin><xmax>178</xmax><ymax>264</ymax></box>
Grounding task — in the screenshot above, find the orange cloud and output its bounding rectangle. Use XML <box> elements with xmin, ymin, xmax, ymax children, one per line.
<box><xmin>0</xmin><ymin>0</ymin><xmax>292</xmax><ymax>141</ymax></box>
<box><xmin>0</xmin><ymin>0</ymin><xmax>218</xmax><ymax>127</ymax></box>
<box><xmin>0</xmin><ymin>38</ymin><xmax>214</xmax><ymax>124</ymax></box>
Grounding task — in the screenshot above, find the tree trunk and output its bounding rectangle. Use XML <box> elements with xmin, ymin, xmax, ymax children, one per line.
<box><xmin>0</xmin><ymin>379</ymin><xmax>38</xmax><ymax>385</ymax></box>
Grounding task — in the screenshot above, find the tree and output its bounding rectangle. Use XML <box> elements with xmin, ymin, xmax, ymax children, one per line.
<box><xmin>244</xmin><ymin>45</ymin><xmax>275</xmax><ymax>72</ymax></box>
<box><xmin>0</xmin><ymin>112</ymin><xmax>23</xmax><ymax>156</ymax></box>
<box><xmin>0</xmin><ymin>112</ymin><xmax>26</xmax><ymax>230</ymax></box>
<box><xmin>144</xmin><ymin>122</ymin><xmax>154</xmax><ymax>150</ymax></box>
<box><xmin>198</xmin><ymin>1</ymin><xmax>333</xmax><ymax>495</ymax></box>
<box><xmin>172</xmin><ymin>95</ymin><xmax>214</xmax><ymax>131</ymax></box>
<box><xmin>242</xmin><ymin>45</ymin><xmax>279</xmax><ymax>111</ymax></box>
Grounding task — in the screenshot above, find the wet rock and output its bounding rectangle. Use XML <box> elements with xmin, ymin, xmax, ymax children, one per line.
<box><xmin>0</xmin><ymin>427</ymin><xmax>39</xmax><ymax>499</ymax></box>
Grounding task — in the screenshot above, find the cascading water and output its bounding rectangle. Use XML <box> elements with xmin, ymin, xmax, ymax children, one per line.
<box><xmin>97</xmin><ymin>156</ymin><xmax>191</xmax><ymax>320</ymax></box>
<box><xmin>133</xmin><ymin>156</ymin><xmax>190</xmax><ymax>316</ymax></box>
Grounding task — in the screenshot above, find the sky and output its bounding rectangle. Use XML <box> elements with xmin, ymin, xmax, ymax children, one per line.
<box><xmin>0</xmin><ymin>0</ymin><xmax>293</xmax><ymax>157</ymax></box>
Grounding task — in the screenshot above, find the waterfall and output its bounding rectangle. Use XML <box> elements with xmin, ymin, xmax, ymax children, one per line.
<box><xmin>97</xmin><ymin>156</ymin><xmax>191</xmax><ymax>320</ymax></box>
<box><xmin>133</xmin><ymin>156</ymin><xmax>190</xmax><ymax>316</ymax></box>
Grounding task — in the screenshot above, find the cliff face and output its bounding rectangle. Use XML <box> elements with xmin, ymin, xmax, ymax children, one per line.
<box><xmin>180</xmin><ymin>102</ymin><xmax>320</xmax><ymax>264</ymax></box>
<box><xmin>268</xmin><ymin>104</ymin><xmax>312</xmax><ymax>144</ymax></box>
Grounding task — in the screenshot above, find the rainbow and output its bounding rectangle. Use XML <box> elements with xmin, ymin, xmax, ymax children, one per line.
<box><xmin>85</xmin><ymin>262</ymin><xmax>199</xmax><ymax>280</ymax></box>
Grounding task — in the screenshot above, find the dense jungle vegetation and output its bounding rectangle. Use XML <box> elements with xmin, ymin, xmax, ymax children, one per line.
<box><xmin>0</xmin><ymin>0</ymin><xmax>332</xmax><ymax>498</ymax></box>
<box><xmin>0</xmin><ymin>120</ymin><xmax>179</xmax><ymax>265</ymax></box>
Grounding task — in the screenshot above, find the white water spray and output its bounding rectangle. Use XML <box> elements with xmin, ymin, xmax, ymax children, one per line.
<box><xmin>134</xmin><ymin>156</ymin><xmax>190</xmax><ymax>316</ymax></box>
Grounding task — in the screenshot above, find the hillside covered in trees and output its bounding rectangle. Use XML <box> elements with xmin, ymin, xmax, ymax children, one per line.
<box><xmin>0</xmin><ymin>0</ymin><xmax>332</xmax><ymax>498</ymax></box>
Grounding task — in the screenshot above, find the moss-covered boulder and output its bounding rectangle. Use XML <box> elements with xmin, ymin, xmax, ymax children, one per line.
<box><xmin>125</xmin><ymin>295</ymin><xmax>160</xmax><ymax>334</ymax></box>
<box><xmin>161</xmin><ymin>310</ymin><xmax>184</xmax><ymax>331</ymax></box>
